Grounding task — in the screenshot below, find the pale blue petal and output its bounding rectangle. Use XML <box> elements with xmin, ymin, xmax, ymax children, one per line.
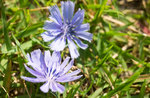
<box><xmin>72</xmin><ymin>36</ymin><xmax>88</xmax><ymax>49</ymax></box>
<box><xmin>67</xmin><ymin>1</ymin><xmax>75</xmax><ymax>22</ymax></box>
<box><xmin>30</xmin><ymin>49</ymin><xmax>43</xmax><ymax>66</ymax></box>
<box><xmin>75</xmin><ymin>31</ymin><xmax>93</xmax><ymax>42</ymax></box>
<box><xmin>49</xmin><ymin>5</ymin><xmax>62</xmax><ymax>25</ymax></box>
<box><xmin>48</xmin><ymin>62</ymin><xmax>56</xmax><ymax>78</ymax></box>
<box><xmin>56</xmin><ymin>82</ymin><xmax>65</xmax><ymax>93</ymax></box>
<box><xmin>27</xmin><ymin>50</ymin><xmax>42</xmax><ymax>73</ymax></box>
<box><xmin>56</xmin><ymin>75</ymin><xmax>82</xmax><ymax>83</ymax></box>
<box><xmin>64</xmin><ymin>69</ymin><xmax>81</xmax><ymax>77</ymax></box>
<box><xmin>62</xmin><ymin>59</ymin><xmax>74</xmax><ymax>75</ymax></box>
<box><xmin>41</xmin><ymin>32</ymin><xmax>56</xmax><ymax>42</ymax></box>
<box><xmin>50</xmin><ymin>31</ymin><xmax>62</xmax><ymax>36</ymax></box>
<box><xmin>67</xmin><ymin>36</ymin><xmax>79</xmax><ymax>58</ymax></box>
<box><xmin>57</xmin><ymin>57</ymin><xmax>70</xmax><ymax>75</ymax></box>
<box><xmin>61</xmin><ymin>1</ymin><xmax>75</xmax><ymax>23</ymax></box>
<box><xmin>26</xmin><ymin>53</ymin><xmax>31</xmax><ymax>61</ymax></box>
<box><xmin>21</xmin><ymin>76</ymin><xmax>46</xmax><ymax>83</ymax></box>
<box><xmin>74</xmin><ymin>23</ymin><xmax>90</xmax><ymax>31</ymax></box>
<box><xmin>40</xmin><ymin>81</ymin><xmax>50</xmax><ymax>93</ymax></box>
<box><xmin>56</xmin><ymin>69</ymin><xmax>81</xmax><ymax>81</ymax></box>
<box><xmin>53</xmin><ymin>82</ymin><xmax>65</xmax><ymax>93</ymax></box>
<box><xmin>43</xmin><ymin>21</ymin><xmax>61</xmax><ymax>31</ymax></box>
<box><xmin>50</xmin><ymin>81</ymin><xmax>57</xmax><ymax>92</ymax></box>
<box><xmin>61</xmin><ymin>2</ymin><xmax>67</xmax><ymax>23</ymax></box>
<box><xmin>71</xmin><ymin>9</ymin><xmax>84</xmax><ymax>26</ymax></box>
<box><xmin>26</xmin><ymin>53</ymin><xmax>33</xmax><ymax>66</ymax></box>
<box><xmin>44</xmin><ymin>50</ymin><xmax>52</xmax><ymax>68</ymax></box>
<box><xmin>27</xmin><ymin>62</ymin><xmax>43</xmax><ymax>74</ymax></box>
<box><xmin>24</xmin><ymin>64</ymin><xmax>43</xmax><ymax>77</ymax></box>
<box><xmin>51</xmin><ymin>51</ymin><xmax>61</xmax><ymax>64</ymax></box>
<box><xmin>60</xmin><ymin>57</ymin><xmax>70</xmax><ymax>69</ymax></box>
<box><xmin>30</xmin><ymin>49</ymin><xmax>46</xmax><ymax>73</ymax></box>
<box><xmin>50</xmin><ymin>36</ymin><xmax>66</xmax><ymax>51</ymax></box>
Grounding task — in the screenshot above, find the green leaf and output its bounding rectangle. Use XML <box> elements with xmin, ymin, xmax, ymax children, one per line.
<box><xmin>139</xmin><ymin>37</ymin><xmax>145</xmax><ymax>60</ymax></box>
<box><xmin>88</xmin><ymin>88</ymin><xmax>103</xmax><ymax>98</ymax></box>
<box><xmin>1</xmin><ymin>43</ymin><xmax>17</xmax><ymax>54</ymax></box>
<box><xmin>3</xmin><ymin>59</ymin><xmax>12</xmax><ymax>93</ymax></box>
<box><xmin>12</xmin><ymin>33</ymin><xmax>27</xmax><ymax>59</ymax></box>
<box><xmin>31</xmin><ymin>37</ymin><xmax>49</xmax><ymax>49</ymax></box>
<box><xmin>1</xmin><ymin>0</ymin><xmax>12</xmax><ymax>50</ymax></box>
<box><xmin>0</xmin><ymin>56</ymin><xmax>8</xmax><ymax>72</ymax></box>
<box><xmin>139</xmin><ymin>80</ymin><xmax>147</xmax><ymax>98</ymax></box>
<box><xmin>66</xmin><ymin>79</ymin><xmax>85</xmax><ymax>98</ymax></box>
<box><xmin>91</xmin><ymin>0</ymin><xmax>108</xmax><ymax>32</ymax></box>
<box><xmin>105</xmin><ymin>40</ymin><xmax>145</xmax><ymax>64</ymax></box>
<box><xmin>91</xmin><ymin>45</ymin><xmax>113</xmax><ymax>73</ymax></box>
<box><xmin>21</xmin><ymin>40</ymin><xmax>33</xmax><ymax>50</ymax></box>
<box><xmin>96</xmin><ymin>0</ymin><xmax>108</xmax><ymax>18</ymax></box>
<box><xmin>102</xmin><ymin>67</ymin><xmax>145</xmax><ymax>98</ymax></box>
<box><xmin>17</xmin><ymin>22</ymin><xmax>43</xmax><ymax>39</ymax></box>
<box><xmin>1</xmin><ymin>40</ymin><xmax>33</xmax><ymax>54</ymax></box>
<box><xmin>103</xmin><ymin>9</ymin><xmax>123</xmax><ymax>16</ymax></box>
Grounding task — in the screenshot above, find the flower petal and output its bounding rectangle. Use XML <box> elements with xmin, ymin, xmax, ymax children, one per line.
<box><xmin>65</xmin><ymin>69</ymin><xmax>81</xmax><ymax>77</ymax></box>
<box><xmin>75</xmin><ymin>31</ymin><xmax>93</xmax><ymax>42</ymax></box>
<box><xmin>56</xmin><ymin>75</ymin><xmax>82</xmax><ymax>83</ymax></box>
<box><xmin>72</xmin><ymin>36</ymin><xmax>88</xmax><ymax>49</ymax></box>
<box><xmin>51</xmin><ymin>51</ymin><xmax>61</xmax><ymax>64</ymax></box>
<box><xmin>48</xmin><ymin>62</ymin><xmax>57</xmax><ymax>79</ymax></box>
<box><xmin>53</xmin><ymin>82</ymin><xmax>65</xmax><ymax>93</ymax></box>
<box><xmin>61</xmin><ymin>1</ymin><xmax>75</xmax><ymax>23</ymax></box>
<box><xmin>21</xmin><ymin>76</ymin><xmax>46</xmax><ymax>83</ymax></box>
<box><xmin>30</xmin><ymin>49</ymin><xmax>46</xmax><ymax>73</ymax></box>
<box><xmin>60</xmin><ymin>57</ymin><xmax>70</xmax><ymax>69</ymax></box>
<box><xmin>50</xmin><ymin>36</ymin><xmax>66</xmax><ymax>51</ymax></box>
<box><xmin>74</xmin><ymin>23</ymin><xmax>90</xmax><ymax>31</ymax></box>
<box><xmin>27</xmin><ymin>49</ymin><xmax>43</xmax><ymax>73</ymax></box>
<box><xmin>62</xmin><ymin>59</ymin><xmax>74</xmax><ymax>75</ymax></box>
<box><xmin>49</xmin><ymin>5</ymin><xmax>62</xmax><ymax>25</ymax></box>
<box><xmin>71</xmin><ymin>9</ymin><xmax>84</xmax><ymax>26</ymax></box>
<box><xmin>43</xmin><ymin>21</ymin><xmax>61</xmax><ymax>31</ymax></box>
<box><xmin>24</xmin><ymin>64</ymin><xmax>43</xmax><ymax>77</ymax></box>
<box><xmin>49</xmin><ymin>81</ymin><xmax>57</xmax><ymax>92</ymax></box>
<box><xmin>57</xmin><ymin>69</ymin><xmax>81</xmax><ymax>81</ymax></box>
<box><xmin>56</xmin><ymin>57</ymin><xmax>70</xmax><ymax>76</ymax></box>
<box><xmin>44</xmin><ymin>50</ymin><xmax>52</xmax><ymax>68</ymax></box>
<box><xmin>67</xmin><ymin>36</ymin><xmax>79</xmax><ymax>58</ymax></box>
<box><xmin>41</xmin><ymin>31</ymin><xmax>56</xmax><ymax>42</ymax></box>
<box><xmin>26</xmin><ymin>53</ymin><xmax>32</xmax><ymax>64</ymax></box>
<box><xmin>40</xmin><ymin>81</ymin><xmax>50</xmax><ymax>93</ymax></box>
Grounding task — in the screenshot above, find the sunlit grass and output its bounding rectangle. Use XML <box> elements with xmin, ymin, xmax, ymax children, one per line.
<box><xmin>0</xmin><ymin>0</ymin><xmax>150</xmax><ymax>97</ymax></box>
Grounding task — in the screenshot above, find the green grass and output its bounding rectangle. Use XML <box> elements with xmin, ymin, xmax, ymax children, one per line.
<box><xmin>0</xmin><ymin>0</ymin><xmax>150</xmax><ymax>97</ymax></box>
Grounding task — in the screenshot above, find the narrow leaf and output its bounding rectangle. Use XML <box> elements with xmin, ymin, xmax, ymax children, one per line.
<box><xmin>1</xmin><ymin>0</ymin><xmax>12</xmax><ymax>50</ymax></box>
<box><xmin>102</xmin><ymin>67</ymin><xmax>144</xmax><ymax>98</ymax></box>
<box><xmin>12</xmin><ymin>34</ymin><xmax>27</xmax><ymax>59</ymax></box>
<box><xmin>139</xmin><ymin>80</ymin><xmax>147</xmax><ymax>98</ymax></box>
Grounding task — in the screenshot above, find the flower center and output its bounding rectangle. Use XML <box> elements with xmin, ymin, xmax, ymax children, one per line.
<box><xmin>62</xmin><ymin>24</ymin><xmax>73</xmax><ymax>36</ymax></box>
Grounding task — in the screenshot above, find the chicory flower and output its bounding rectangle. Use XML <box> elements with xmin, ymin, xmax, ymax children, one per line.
<box><xmin>41</xmin><ymin>1</ymin><xmax>93</xmax><ymax>58</ymax></box>
<box><xmin>21</xmin><ymin>49</ymin><xmax>82</xmax><ymax>93</ymax></box>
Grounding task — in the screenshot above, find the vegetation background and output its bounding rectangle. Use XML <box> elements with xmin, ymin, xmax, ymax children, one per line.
<box><xmin>0</xmin><ymin>0</ymin><xmax>150</xmax><ymax>97</ymax></box>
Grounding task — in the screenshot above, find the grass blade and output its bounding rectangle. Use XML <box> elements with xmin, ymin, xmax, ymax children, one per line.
<box><xmin>17</xmin><ymin>22</ymin><xmax>43</xmax><ymax>39</ymax></box>
<box><xmin>88</xmin><ymin>88</ymin><xmax>102</xmax><ymax>98</ymax></box>
<box><xmin>102</xmin><ymin>67</ymin><xmax>145</xmax><ymax>98</ymax></box>
<box><xmin>12</xmin><ymin>33</ymin><xmax>27</xmax><ymax>59</ymax></box>
<box><xmin>1</xmin><ymin>0</ymin><xmax>12</xmax><ymax>50</ymax></box>
<box><xmin>91</xmin><ymin>45</ymin><xmax>113</xmax><ymax>73</ymax></box>
<box><xmin>139</xmin><ymin>80</ymin><xmax>147</xmax><ymax>98</ymax></box>
<box><xmin>3</xmin><ymin>58</ymin><xmax>12</xmax><ymax>95</ymax></box>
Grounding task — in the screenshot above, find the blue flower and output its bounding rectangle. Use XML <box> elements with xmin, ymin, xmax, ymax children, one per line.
<box><xmin>41</xmin><ymin>1</ymin><xmax>93</xmax><ymax>58</ymax></box>
<box><xmin>21</xmin><ymin>49</ymin><xmax>82</xmax><ymax>93</ymax></box>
